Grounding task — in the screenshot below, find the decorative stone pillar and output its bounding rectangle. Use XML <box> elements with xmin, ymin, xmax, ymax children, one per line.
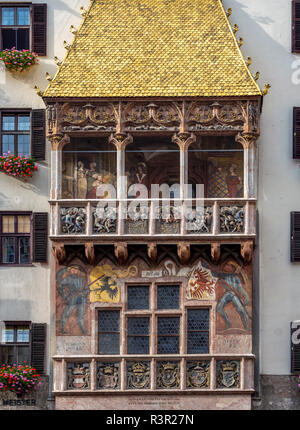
<box><xmin>172</xmin><ymin>133</ymin><xmax>196</xmax><ymax>200</ymax></box>
<box><xmin>48</xmin><ymin>134</ymin><xmax>70</xmax><ymax>200</ymax></box>
<box><xmin>235</xmin><ymin>132</ymin><xmax>259</xmax><ymax>199</ymax></box>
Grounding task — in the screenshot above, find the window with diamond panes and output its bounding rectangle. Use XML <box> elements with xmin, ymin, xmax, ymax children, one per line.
<box><xmin>157</xmin><ymin>285</ymin><xmax>180</xmax><ymax>310</ymax></box>
<box><xmin>98</xmin><ymin>310</ymin><xmax>120</xmax><ymax>355</ymax></box>
<box><xmin>187</xmin><ymin>309</ymin><xmax>209</xmax><ymax>354</ymax></box>
<box><xmin>157</xmin><ymin>317</ymin><xmax>180</xmax><ymax>354</ymax></box>
<box><xmin>127</xmin><ymin>286</ymin><xmax>149</xmax><ymax>310</ymax></box>
<box><xmin>127</xmin><ymin>317</ymin><xmax>150</xmax><ymax>354</ymax></box>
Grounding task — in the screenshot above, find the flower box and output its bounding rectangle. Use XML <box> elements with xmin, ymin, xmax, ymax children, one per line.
<box><xmin>0</xmin><ymin>364</ymin><xmax>41</xmax><ymax>396</ymax></box>
<box><xmin>0</xmin><ymin>152</ymin><xmax>39</xmax><ymax>179</ymax></box>
<box><xmin>0</xmin><ymin>48</ymin><xmax>38</xmax><ymax>72</ymax></box>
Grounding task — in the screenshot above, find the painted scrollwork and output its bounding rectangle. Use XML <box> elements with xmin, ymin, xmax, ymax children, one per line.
<box><xmin>216</xmin><ymin>360</ymin><xmax>240</xmax><ymax>389</ymax></box>
<box><xmin>127</xmin><ymin>361</ymin><xmax>150</xmax><ymax>389</ymax></box>
<box><xmin>156</xmin><ymin>361</ymin><xmax>180</xmax><ymax>389</ymax></box>
<box><xmin>186</xmin><ymin>361</ymin><xmax>210</xmax><ymax>389</ymax></box>
<box><xmin>219</xmin><ymin>206</ymin><xmax>244</xmax><ymax>233</ymax></box>
<box><xmin>67</xmin><ymin>362</ymin><xmax>90</xmax><ymax>390</ymax></box>
<box><xmin>60</xmin><ymin>207</ymin><xmax>86</xmax><ymax>234</ymax></box>
<box><xmin>186</xmin><ymin>207</ymin><xmax>213</xmax><ymax>233</ymax></box>
<box><xmin>97</xmin><ymin>362</ymin><xmax>120</xmax><ymax>389</ymax></box>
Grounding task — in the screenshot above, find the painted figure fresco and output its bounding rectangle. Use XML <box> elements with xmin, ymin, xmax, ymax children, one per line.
<box><xmin>56</xmin><ymin>264</ymin><xmax>89</xmax><ymax>335</ymax></box>
<box><xmin>226</xmin><ymin>164</ymin><xmax>242</xmax><ymax>198</ymax></box>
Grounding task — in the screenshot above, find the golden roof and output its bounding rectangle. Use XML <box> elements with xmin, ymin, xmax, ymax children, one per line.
<box><xmin>44</xmin><ymin>0</ymin><xmax>262</xmax><ymax>98</ymax></box>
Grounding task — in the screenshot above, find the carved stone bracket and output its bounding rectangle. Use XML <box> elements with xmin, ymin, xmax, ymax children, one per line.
<box><xmin>109</xmin><ymin>133</ymin><xmax>133</xmax><ymax>150</ymax></box>
<box><xmin>172</xmin><ymin>133</ymin><xmax>196</xmax><ymax>151</ymax></box>
<box><xmin>85</xmin><ymin>242</ymin><xmax>95</xmax><ymax>265</ymax></box>
<box><xmin>211</xmin><ymin>242</ymin><xmax>221</xmax><ymax>263</ymax></box>
<box><xmin>147</xmin><ymin>242</ymin><xmax>157</xmax><ymax>262</ymax></box>
<box><xmin>177</xmin><ymin>242</ymin><xmax>190</xmax><ymax>264</ymax></box>
<box><xmin>114</xmin><ymin>242</ymin><xmax>128</xmax><ymax>265</ymax></box>
<box><xmin>235</xmin><ymin>132</ymin><xmax>259</xmax><ymax>150</ymax></box>
<box><xmin>52</xmin><ymin>242</ymin><xmax>66</xmax><ymax>265</ymax></box>
<box><xmin>241</xmin><ymin>240</ymin><xmax>254</xmax><ymax>264</ymax></box>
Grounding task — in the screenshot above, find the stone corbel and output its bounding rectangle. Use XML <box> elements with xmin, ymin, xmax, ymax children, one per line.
<box><xmin>211</xmin><ymin>242</ymin><xmax>221</xmax><ymax>263</ymax></box>
<box><xmin>109</xmin><ymin>133</ymin><xmax>133</xmax><ymax>151</ymax></box>
<box><xmin>114</xmin><ymin>242</ymin><xmax>128</xmax><ymax>265</ymax></box>
<box><xmin>235</xmin><ymin>132</ymin><xmax>258</xmax><ymax>150</ymax></box>
<box><xmin>52</xmin><ymin>242</ymin><xmax>66</xmax><ymax>265</ymax></box>
<box><xmin>241</xmin><ymin>240</ymin><xmax>254</xmax><ymax>264</ymax></box>
<box><xmin>147</xmin><ymin>242</ymin><xmax>157</xmax><ymax>262</ymax></box>
<box><xmin>177</xmin><ymin>242</ymin><xmax>190</xmax><ymax>265</ymax></box>
<box><xmin>85</xmin><ymin>242</ymin><xmax>95</xmax><ymax>265</ymax></box>
<box><xmin>172</xmin><ymin>132</ymin><xmax>196</xmax><ymax>152</ymax></box>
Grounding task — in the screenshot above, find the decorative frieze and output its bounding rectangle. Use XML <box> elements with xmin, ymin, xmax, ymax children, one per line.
<box><xmin>67</xmin><ymin>362</ymin><xmax>90</xmax><ymax>390</ymax></box>
<box><xmin>186</xmin><ymin>207</ymin><xmax>213</xmax><ymax>233</ymax></box>
<box><xmin>186</xmin><ymin>361</ymin><xmax>210</xmax><ymax>389</ymax></box>
<box><xmin>97</xmin><ymin>362</ymin><xmax>120</xmax><ymax>389</ymax></box>
<box><xmin>60</xmin><ymin>207</ymin><xmax>87</xmax><ymax>234</ymax></box>
<box><xmin>155</xmin><ymin>206</ymin><xmax>181</xmax><ymax>234</ymax></box>
<box><xmin>216</xmin><ymin>360</ymin><xmax>240</xmax><ymax>389</ymax></box>
<box><xmin>93</xmin><ymin>207</ymin><xmax>117</xmax><ymax>234</ymax></box>
<box><xmin>220</xmin><ymin>206</ymin><xmax>244</xmax><ymax>233</ymax></box>
<box><xmin>156</xmin><ymin>361</ymin><xmax>180</xmax><ymax>389</ymax></box>
<box><xmin>127</xmin><ymin>361</ymin><xmax>150</xmax><ymax>389</ymax></box>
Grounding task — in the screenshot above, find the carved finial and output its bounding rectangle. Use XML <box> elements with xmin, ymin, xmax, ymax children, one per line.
<box><xmin>253</xmin><ymin>71</ymin><xmax>260</xmax><ymax>81</ymax></box>
<box><xmin>233</xmin><ymin>24</ymin><xmax>239</xmax><ymax>34</ymax></box>
<box><xmin>80</xmin><ymin>6</ymin><xmax>87</xmax><ymax>16</ymax></box>
<box><xmin>63</xmin><ymin>40</ymin><xmax>71</xmax><ymax>49</ymax></box>
<box><xmin>226</xmin><ymin>8</ymin><xmax>232</xmax><ymax>17</ymax></box>
<box><xmin>70</xmin><ymin>25</ymin><xmax>77</xmax><ymax>35</ymax></box>
<box><xmin>263</xmin><ymin>83</ymin><xmax>271</xmax><ymax>95</ymax></box>
<box><xmin>246</xmin><ymin>57</ymin><xmax>252</xmax><ymax>67</ymax></box>
<box><xmin>45</xmin><ymin>72</ymin><xmax>52</xmax><ymax>81</ymax></box>
<box><xmin>34</xmin><ymin>85</ymin><xmax>43</xmax><ymax>97</ymax></box>
<box><xmin>238</xmin><ymin>37</ymin><xmax>244</xmax><ymax>47</ymax></box>
<box><xmin>54</xmin><ymin>56</ymin><xmax>62</xmax><ymax>66</ymax></box>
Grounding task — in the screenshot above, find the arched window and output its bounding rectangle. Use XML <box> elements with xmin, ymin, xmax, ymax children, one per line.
<box><xmin>62</xmin><ymin>137</ymin><xmax>116</xmax><ymax>199</ymax></box>
<box><xmin>125</xmin><ymin>136</ymin><xmax>180</xmax><ymax>199</ymax></box>
<box><xmin>188</xmin><ymin>136</ymin><xmax>244</xmax><ymax>198</ymax></box>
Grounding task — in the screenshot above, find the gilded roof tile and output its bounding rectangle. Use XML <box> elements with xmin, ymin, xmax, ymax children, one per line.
<box><xmin>44</xmin><ymin>0</ymin><xmax>262</xmax><ymax>98</ymax></box>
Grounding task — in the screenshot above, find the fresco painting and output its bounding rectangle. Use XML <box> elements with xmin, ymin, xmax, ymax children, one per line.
<box><xmin>56</xmin><ymin>257</ymin><xmax>251</xmax><ymax>336</ymax></box>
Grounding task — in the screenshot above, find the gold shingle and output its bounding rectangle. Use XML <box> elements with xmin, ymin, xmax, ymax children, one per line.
<box><xmin>44</xmin><ymin>0</ymin><xmax>262</xmax><ymax>98</ymax></box>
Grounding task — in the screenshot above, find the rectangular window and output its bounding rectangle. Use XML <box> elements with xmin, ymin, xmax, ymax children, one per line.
<box><xmin>1</xmin><ymin>112</ymin><xmax>30</xmax><ymax>156</ymax></box>
<box><xmin>0</xmin><ymin>213</ymin><xmax>31</xmax><ymax>265</ymax></box>
<box><xmin>292</xmin><ymin>0</ymin><xmax>300</xmax><ymax>53</ymax></box>
<box><xmin>0</xmin><ymin>323</ymin><xmax>30</xmax><ymax>365</ymax></box>
<box><xmin>187</xmin><ymin>309</ymin><xmax>209</xmax><ymax>354</ymax></box>
<box><xmin>98</xmin><ymin>310</ymin><xmax>120</xmax><ymax>355</ymax></box>
<box><xmin>127</xmin><ymin>285</ymin><xmax>149</xmax><ymax>310</ymax></box>
<box><xmin>0</xmin><ymin>5</ymin><xmax>30</xmax><ymax>50</ymax></box>
<box><xmin>127</xmin><ymin>317</ymin><xmax>150</xmax><ymax>354</ymax></box>
<box><xmin>157</xmin><ymin>316</ymin><xmax>180</xmax><ymax>354</ymax></box>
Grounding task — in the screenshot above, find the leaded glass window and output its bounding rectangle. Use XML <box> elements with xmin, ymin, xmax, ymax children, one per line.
<box><xmin>157</xmin><ymin>285</ymin><xmax>180</xmax><ymax>309</ymax></box>
<box><xmin>157</xmin><ymin>317</ymin><xmax>180</xmax><ymax>354</ymax></box>
<box><xmin>187</xmin><ymin>309</ymin><xmax>209</xmax><ymax>354</ymax></box>
<box><xmin>127</xmin><ymin>317</ymin><xmax>150</xmax><ymax>354</ymax></box>
<box><xmin>127</xmin><ymin>286</ymin><xmax>149</xmax><ymax>310</ymax></box>
<box><xmin>98</xmin><ymin>310</ymin><xmax>120</xmax><ymax>355</ymax></box>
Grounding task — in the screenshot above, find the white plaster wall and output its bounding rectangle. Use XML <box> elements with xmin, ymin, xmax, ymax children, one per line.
<box><xmin>223</xmin><ymin>0</ymin><xmax>300</xmax><ymax>374</ymax></box>
<box><xmin>0</xmin><ymin>0</ymin><xmax>90</xmax><ymax>373</ymax></box>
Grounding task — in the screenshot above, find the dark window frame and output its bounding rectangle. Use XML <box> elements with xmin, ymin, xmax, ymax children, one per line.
<box><xmin>0</xmin><ymin>109</ymin><xmax>31</xmax><ymax>156</ymax></box>
<box><xmin>292</xmin><ymin>0</ymin><xmax>300</xmax><ymax>53</ymax></box>
<box><xmin>0</xmin><ymin>211</ymin><xmax>32</xmax><ymax>266</ymax></box>
<box><xmin>0</xmin><ymin>3</ymin><xmax>31</xmax><ymax>51</ymax></box>
<box><xmin>0</xmin><ymin>321</ymin><xmax>31</xmax><ymax>366</ymax></box>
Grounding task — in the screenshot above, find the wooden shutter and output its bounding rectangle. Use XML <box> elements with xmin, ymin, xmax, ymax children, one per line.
<box><xmin>32</xmin><ymin>212</ymin><xmax>48</xmax><ymax>263</ymax></box>
<box><xmin>291</xmin><ymin>212</ymin><xmax>300</xmax><ymax>261</ymax></box>
<box><xmin>293</xmin><ymin>107</ymin><xmax>300</xmax><ymax>158</ymax></box>
<box><xmin>31</xmin><ymin>109</ymin><xmax>46</xmax><ymax>161</ymax></box>
<box><xmin>32</xmin><ymin>4</ymin><xmax>47</xmax><ymax>56</ymax></box>
<box><xmin>31</xmin><ymin>323</ymin><xmax>46</xmax><ymax>374</ymax></box>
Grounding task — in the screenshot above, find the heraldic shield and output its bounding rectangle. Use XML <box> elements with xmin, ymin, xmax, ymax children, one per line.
<box><xmin>217</xmin><ymin>360</ymin><xmax>240</xmax><ymax>388</ymax></box>
<box><xmin>187</xmin><ymin>361</ymin><xmax>210</xmax><ymax>388</ymax></box>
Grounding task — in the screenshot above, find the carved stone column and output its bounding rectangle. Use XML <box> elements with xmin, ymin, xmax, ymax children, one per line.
<box><xmin>48</xmin><ymin>134</ymin><xmax>70</xmax><ymax>200</ymax></box>
<box><xmin>172</xmin><ymin>133</ymin><xmax>196</xmax><ymax>200</ymax></box>
<box><xmin>235</xmin><ymin>132</ymin><xmax>259</xmax><ymax>199</ymax></box>
<box><xmin>109</xmin><ymin>133</ymin><xmax>133</xmax><ymax>200</ymax></box>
